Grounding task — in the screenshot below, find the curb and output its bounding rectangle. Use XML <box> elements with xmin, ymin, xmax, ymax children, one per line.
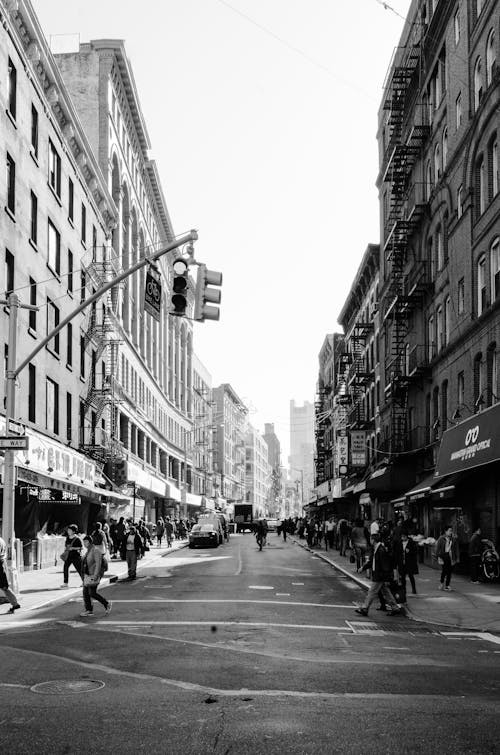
<box><xmin>292</xmin><ymin>537</ymin><xmax>500</xmax><ymax>633</ymax></box>
<box><xmin>18</xmin><ymin>542</ymin><xmax>189</xmax><ymax>613</ymax></box>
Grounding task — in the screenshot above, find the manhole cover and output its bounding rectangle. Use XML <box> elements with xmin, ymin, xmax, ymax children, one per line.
<box><xmin>31</xmin><ymin>680</ymin><xmax>105</xmax><ymax>695</ymax></box>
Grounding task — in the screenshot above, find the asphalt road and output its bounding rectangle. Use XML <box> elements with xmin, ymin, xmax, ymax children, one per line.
<box><xmin>1</xmin><ymin>533</ymin><xmax>500</xmax><ymax>754</ymax></box>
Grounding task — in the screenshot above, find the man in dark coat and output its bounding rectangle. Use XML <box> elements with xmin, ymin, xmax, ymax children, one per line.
<box><xmin>355</xmin><ymin>534</ymin><xmax>400</xmax><ymax>616</ymax></box>
<box><xmin>394</xmin><ymin>531</ymin><xmax>419</xmax><ymax>594</ymax></box>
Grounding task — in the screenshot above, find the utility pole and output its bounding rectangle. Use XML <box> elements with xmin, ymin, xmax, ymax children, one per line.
<box><xmin>1</xmin><ymin>230</ymin><xmax>197</xmax><ymax>592</ymax></box>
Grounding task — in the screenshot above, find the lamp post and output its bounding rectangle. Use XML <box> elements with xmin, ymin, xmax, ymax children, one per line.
<box><xmin>1</xmin><ymin>230</ymin><xmax>198</xmax><ymax>592</ymax></box>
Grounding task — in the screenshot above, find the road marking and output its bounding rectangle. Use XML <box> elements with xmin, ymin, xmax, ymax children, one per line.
<box><xmin>248</xmin><ymin>585</ymin><xmax>273</xmax><ymax>590</ymax></box>
<box><xmin>99</xmin><ymin>599</ymin><xmax>354</xmax><ymax>608</ymax></box>
<box><xmin>442</xmin><ymin>631</ymin><xmax>500</xmax><ymax>646</ymax></box>
<box><xmin>95</xmin><ymin>620</ymin><xmax>347</xmax><ymax>630</ymax></box>
<box><xmin>275</xmin><ymin>593</ymin><xmax>290</xmax><ymax>597</ymax></box>
<box><xmin>291</xmin><ymin>582</ymin><xmax>304</xmax><ymax>586</ymax></box>
<box><xmin>234</xmin><ymin>545</ymin><xmax>243</xmax><ymax>576</ymax></box>
<box><xmin>0</xmin><ymin>618</ymin><xmax>54</xmax><ymax>631</ymax></box>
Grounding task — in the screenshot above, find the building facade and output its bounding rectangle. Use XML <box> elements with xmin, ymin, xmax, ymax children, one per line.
<box><xmin>212</xmin><ymin>384</ymin><xmax>247</xmax><ymax>513</ymax></box>
<box><xmin>0</xmin><ymin>0</ymin><xmax>125</xmax><ymax>547</ymax></box>
<box><xmin>244</xmin><ymin>424</ymin><xmax>270</xmax><ymax>519</ymax></box>
<box><xmin>55</xmin><ymin>38</ymin><xmax>195</xmax><ymax>521</ymax></box>
<box><xmin>289</xmin><ymin>399</ymin><xmax>315</xmax><ymax>503</ymax></box>
<box><xmin>263</xmin><ymin>422</ymin><xmax>282</xmax><ymax>517</ymax></box>
<box><xmin>191</xmin><ymin>354</ymin><xmax>215</xmax><ymax>504</ymax></box>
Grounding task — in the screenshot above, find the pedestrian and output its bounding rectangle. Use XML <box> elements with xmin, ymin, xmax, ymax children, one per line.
<box><xmin>116</xmin><ymin>516</ymin><xmax>126</xmax><ymax>555</ymax></box>
<box><xmin>120</xmin><ymin>524</ymin><xmax>142</xmax><ymax>580</ymax></box>
<box><xmin>326</xmin><ymin>518</ymin><xmax>335</xmax><ymax>550</ymax></box>
<box><xmin>165</xmin><ymin>517</ymin><xmax>174</xmax><ymax>547</ymax></box>
<box><xmin>0</xmin><ymin>535</ymin><xmax>20</xmax><ymax>614</ymax></box>
<box><xmin>355</xmin><ymin>534</ymin><xmax>400</xmax><ymax>616</ymax></box>
<box><xmin>109</xmin><ymin>518</ymin><xmax>118</xmax><ymax>557</ymax></box>
<box><xmin>306</xmin><ymin>519</ymin><xmax>315</xmax><ymax>547</ymax></box>
<box><xmin>394</xmin><ymin>531</ymin><xmax>419</xmax><ymax>595</ymax></box>
<box><xmin>468</xmin><ymin>527</ymin><xmax>482</xmax><ymax>583</ymax></box>
<box><xmin>60</xmin><ymin>524</ymin><xmax>83</xmax><ymax>589</ymax></box>
<box><xmin>338</xmin><ymin>518</ymin><xmax>349</xmax><ymax>556</ymax></box>
<box><xmin>370</xmin><ymin>516</ymin><xmax>382</xmax><ymax>537</ymax></box>
<box><xmin>350</xmin><ymin>518</ymin><xmax>370</xmax><ymax>571</ymax></box>
<box><xmin>436</xmin><ymin>525</ymin><xmax>459</xmax><ymax>591</ymax></box>
<box><xmin>156</xmin><ymin>519</ymin><xmax>165</xmax><ymax>547</ymax></box>
<box><xmin>80</xmin><ymin>534</ymin><xmax>111</xmax><ymax>617</ymax></box>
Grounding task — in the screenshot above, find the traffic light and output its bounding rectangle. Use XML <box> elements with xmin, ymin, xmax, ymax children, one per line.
<box><xmin>194</xmin><ymin>264</ymin><xmax>223</xmax><ymax>322</ymax></box>
<box><xmin>171</xmin><ymin>258</ymin><xmax>189</xmax><ymax>316</ymax></box>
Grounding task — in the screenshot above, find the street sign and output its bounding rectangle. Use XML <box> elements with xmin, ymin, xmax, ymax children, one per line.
<box><xmin>0</xmin><ymin>436</ymin><xmax>29</xmax><ymax>450</ymax></box>
<box><xmin>8</xmin><ymin>419</ymin><xmax>25</xmax><ymax>436</ymax></box>
<box><xmin>144</xmin><ymin>266</ymin><xmax>162</xmax><ymax>322</ymax></box>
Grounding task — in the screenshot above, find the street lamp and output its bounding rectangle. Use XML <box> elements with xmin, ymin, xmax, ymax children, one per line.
<box><xmin>1</xmin><ymin>230</ymin><xmax>198</xmax><ymax>591</ymax></box>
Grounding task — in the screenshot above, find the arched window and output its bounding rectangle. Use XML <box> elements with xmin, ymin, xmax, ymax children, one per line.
<box><xmin>434</xmin><ymin>142</ymin><xmax>441</xmax><ymax>182</ymax></box>
<box><xmin>436</xmin><ymin>225</ymin><xmax>444</xmax><ymax>270</ymax></box>
<box><xmin>474</xmin><ymin>352</ymin><xmax>485</xmax><ymax>409</ymax></box>
<box><xmin>432</xmin><ymin>386</ymin><xmax>440</xmax><ymax>438</ymax></box>
<box><xmin>425</xmin><ymin>160</ymin><xmax>432</xmax><ymax>199</ymax></box>
<box><xmin>491</xmin><ymin>237</ymin><xmax>500</xmax><ymax>302</ymax></box>
<box><xmin>486</xmin><ymin>29</ymin><xmax>496</xmax><ymax>86</ymax></box>
<box><xmin>442</xmin><ymin>127</ymin><xmax>448</xmax><ymax>170</ymax></box>
<box><xmin>491</xmin><ymin>136</ymin><xmax>499</xmax><ymax>197</ymax></box>
<box><xmin>428</xmin><ymin>236</ymin><xmax>435</xmax><ymax>280</ymax></box>
<box><xmin>445</xmin><ymin>296</ymin><xmax>451</xmax><ymax>346</ymax></box>
<box><xmin>478</xmin><ymin>255</ymin><xmax>487</xmax><ymax>314</ymax></box>
<box><xmin>441</xmin><ymin>380</ymin><xmax>449</xmax><ymax>431</ymax></box>
<box><xmin>476</xmin><ymin>155</ymin><xmax>486</xmax><ymax>215</ymax></box>
<box><xmin>437</xmin><ymin>305</ymin><xmax>444</xmax><ymax>350</ymax></box>
<box><xmin>474</xmin><ymin>57</ymin><xmax>483</xmax><ymax>110</ymax></box>
<box><xmin>428</xmin><ymin>314</ymin><xmax>435</xmax><ymax>361</ymax></box>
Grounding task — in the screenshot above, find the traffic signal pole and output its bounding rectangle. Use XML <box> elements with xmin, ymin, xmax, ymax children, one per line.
<box><xmin>1</xmin><ymin>230</ymin><xmax>197</xmax><ymax>594</ymax></box>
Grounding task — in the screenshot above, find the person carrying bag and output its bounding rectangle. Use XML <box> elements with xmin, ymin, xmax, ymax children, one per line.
<box><xmin>61</xmin><ymin>524</ymin><xmax>83</xmax><ymax>589</ymax></box>
<box><xmin>79</xmin><ymin>535</ymin><xmax>112</xmax><ymax>618</ymax></box>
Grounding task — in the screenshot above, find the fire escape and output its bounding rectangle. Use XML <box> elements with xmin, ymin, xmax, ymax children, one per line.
<box><xmin>347</xmin><ymin>321</ymin><xmax>375</xmax><ymax>430</ymax></box>
<box><xmin>80</xmin><ymin>256</ymin><xmax>123</xmax><ymax>467</ymax></box>
<box><xmin>314</xmin><ymin>383</ymin><xmax>328</xmax><ymax>486</ymax></box>
<box><xmin>380</xmin><ymin>40</ymin><xmax>431</xmax><ymax>453</ymax></box>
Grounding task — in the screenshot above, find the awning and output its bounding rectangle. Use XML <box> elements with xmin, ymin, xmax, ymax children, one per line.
<box><xmin>166</xmin><ymin>482</ymin><xmax>181</xmax><ymax>501</ymax></box>
<box><xmin>435</xmin><ymin>402</ymin><xmax>500</xmax><ymax>476</ymax></box>
<box><xmin>405</xmin><ymin>473</ymin><xmax>437</xmax><ymax>502</ymax></box>
<box><xmin>186</xmin><ymin>493</ymin><xmax>202</xmax><ymax>507</ymax></box>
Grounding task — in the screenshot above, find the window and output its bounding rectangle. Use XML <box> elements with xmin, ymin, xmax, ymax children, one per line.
<box><xmin>48</xmin><ymin>140</ymin><xmax>61</xmax><ymax>197</ymax></box>
<box><xmin>425</xmin><ymin>160</ymin><xmax>432</xmax><ymax>199</ymax></box>
<box><xmin>30</xmin><ymin>191</ymin><xmax>38</xmax><ymax>245</ymax></box>
<box><xmin>436</xmin><ymin>226</ymin><xmax>444</xmax><ymax>271</ymax></box>
<box><xmin>434</xmin><ymin>143</ymin><xmax>441</xmax><ymax>182</ymax></box>
<box><xmin>68</xmin><ymin>178</ymin><xmax>74</xmax><ymax>222</ymax></box>
<box><xmin>428</xmin><ymin>315</ymin><xmax>435</xmax><ymax>361</ymax></box>
<box><xmin>66</xmin><ymin>323</ymin><xmax>73</xmax><ymax>367</ymax></box>
<box><xmin>458</xmin><ymin>277</ymin><xmax>465</xmax><ymax>314</ymax></box>
<box><xmin>47</xmin><ymin>299</ymin><xmax>60</xmax><ymax>355</ymax></box>
<box><xmin>491</xmin><ymin>238</ymin><xmax>500</xmax><ymax>302</ymax></box>
<box><xmin>80</xmin><ymin>269</ymin><xmax>86</xmax><ymax>304</ymax></box>
<box><xmin>80</xmin><ymin>336</ymin><xmax>85</xmax><ymax>378</ymax></box>
<box><xmin>474</xmin><ymin>57</ymin><xmax>483</xmax><ymax>111</ymax></box>
<box><xmin>31</xmin><ymin>104</ymin><xmax>38</xmax><ymax>158</ymax></box>
<box><xmin>5</xmin><ymin>249</ymin><xmax>14</xmax><ymax>295</ymax></box>
<box><xmin>28</xmin><ymin>364</ymin><xmax>36</xmax><ymax>423</ymax></box>
<box><xmin>454</xmin><ymin>8</ymin><xmax>460</xmax><ymax>45</ymax></box>
<box><xmin>428</xmin><ymin>237</ymin><xmax>435</xmax><ymax>280</ymax></box>
<box><xmin>437</xmin><ymin>305</ymin><xmax>444</xmax><ymax>351</ymax></box>
<box><xmin>477</xmin><ymin>155</ymin><xmax>486</xmax><ymax>215</ymax></box>
<box><xmin>457</xmin><ymin>185</ymin><xmax>463</xmax><ymax>218</ymax></box>
<box><xmin>455</xmin><ymin>93</ymin><xmax>462</xmax><ymax>130</ymax></box>
<box><xmin>67</xmin><ymin>249</ymin><xmax>73</xmax><ymax>293</ymax></box>
<box><xmin>7</xmin><ymin>58</ymin><xmax>16</xmax><ymax>120</ymax></box>
<box><xmin>29</xmin><ymin>278</ymin><xmax>37</xmax><ymax>331</ymax></box>
<box><xmin>66</xmin><ymin>392</ymin><xmax>72</xmax><ymax>442</ymax></box>
<box><xmin>457</xmin><ymin>371</ymin><xmax>465</xmax><ymax>408</ymax></box>
<box><xmin>442</xmin><ymin>127</ymin><xmax>448</xmax><ymax>170</ymax></box>
<box><xmin>6</xmin><ymin>153</ymin><xmax>15</xmax><ymax>215</ymax></box>
<box><xmin>474</xmin><ymin>353</ymin><xmax>485</xmax><ymax>409</ymax></box>
<box><xmin>81</xmin><ymin>203</ymin><xmax>86</xmax><ymax>244</ymax></box>
<box><xmin>441</xmin><ymin>380</ymin><xmax>449</xmax><ymax>431</ymax></box>
<box><xmin>92</xmin><ymin>225</ymin><xmax>97</xmax><ymax>261</ymax></box>
<box><xmin>475</xmin><ymin>0</ymin><xmax>484</xmax><ymax>22</ymax></box>
<box><xmin>478</xmin><ymin>256</ymin><xmax>487</xmax><ymax>315</ymax></box>
<box><xmin>46</xmin><ymin>377</ymin><xmax>59</xmax><ymax>435</ymax></box>
<box><xmin>47</xmin><ymin>220</ymin><xmax>61</xmax><ymax>274</ymax></box>
<box><xmin>486</xmin><ymin>344</ymin><xmax>497</xmax><ymax>406</ymax></box>
<box><xmin>445</xmin><ymin>296</ymin><xmax>451</xmax><ymax>346</ymax></box>
<box><xmin>490</xmin><ymin>137</ymin><xmax>499</xmax><ymax>197</ymax></box>
<box><xmin>486</xmin><ymin>30</ymin><xmax>496</xmax><ymax>86</ymax></box>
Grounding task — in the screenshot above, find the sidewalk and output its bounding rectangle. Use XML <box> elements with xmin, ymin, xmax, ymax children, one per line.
<box><xmin>0</xmin><ymin>539</ymin><xmax>189</xmax><ymax>619</ymax></box>
<box><xmin>292</xmin><ymin>537</ymin><xmax>500</xmax><ymax>633</ymax></box>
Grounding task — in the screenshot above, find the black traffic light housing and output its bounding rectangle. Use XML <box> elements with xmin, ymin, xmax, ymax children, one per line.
<box><xmin>171</xmin><ymin>258</ymin><xmax>189</xmax><ymax>316</ymax></box>
<box><xmin>194</xmin><ymin>264</ymin><xmax>223</xmax><ymax>322</ymax></box>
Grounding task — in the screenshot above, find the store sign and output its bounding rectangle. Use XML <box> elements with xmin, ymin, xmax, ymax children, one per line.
<box><xmin>435</xmin><ymin>403</ymin><xmax>500</xmax><ymax>477</ymax></box>
<box><xmin>337</xmin><ymin>436</ymin><xmax>349</xmax><ymax>467</ymax></box>
<box><xmin>38</xmin><ymin>488</ymin><xmax>79</xmax><ymax>503</ymax></box>
<box><xmin>350</xmin><ymin>430</ymin><xmax>366</xmax><ymax>467</ymax></box>
<box><xmin>144</xmin><ymin>266</ymin><xmax>162</xmax><ymax>322</ymax></box>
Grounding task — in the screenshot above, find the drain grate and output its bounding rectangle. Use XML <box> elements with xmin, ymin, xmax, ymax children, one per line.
<box><xmin>31</xmin><ymin>680</ymin><xmax>105</xmax><ymax>695</ymax></box>
<box><xmin>347</xmin><ymin>620</ymin><xmax>434</xmax><ymax>634</ymax></box>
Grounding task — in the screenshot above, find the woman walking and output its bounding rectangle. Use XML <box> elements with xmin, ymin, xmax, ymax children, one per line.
<box><xmin>436</xmin><ymin>526</ymin><xmax>459</xmax><ymax>591</ymax></box>
<box><xmin>156</xmin><ymin>518</ymin><xmax>165</xmax><ymax>547</ymax></box>
<box><xmin>80</xmin><ymin>535</ymin><xmax>112</xmax><ymax>617</ymax></box>
<box><xmin>350</xmin><ymin>518</ymin><xmax>370</xmax><ymax>571</ymax></box>
<box><xmin>61</xmin><ymin>524</ymin><xmax>83</xmax><ymax>589</ymax></box>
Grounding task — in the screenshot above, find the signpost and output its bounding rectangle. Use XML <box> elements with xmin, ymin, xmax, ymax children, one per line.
<box><xmin>0</xmin><ymin>436</ymin><xmax>29</xmax><ymax>450</ymax></box>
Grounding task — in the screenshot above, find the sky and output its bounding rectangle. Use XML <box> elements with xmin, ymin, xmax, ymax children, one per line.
<box><xmin>33</xmin><ymin>0</ymin><xmax>412</xmax><ymax>462</ymax></box>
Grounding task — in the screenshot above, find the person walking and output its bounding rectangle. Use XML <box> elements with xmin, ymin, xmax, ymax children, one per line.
<box><xmin>326</xmin><ymin>518</ymin><xmax>336</xmax><ymax>550</ymax></box>
<box><xmin>394</xmin><ymin>531</ymin><xmax>419</xmax><ymax>595</ymax></box>
<box><xmin>338</xmin><ymin>518</ymin><xmax>350</xmax><ymax>556</ymax></box>
<box><xmin>120</xmin><ymin>524</ymin><xmax>143</xmax><ymax>580</ymax></box>
<box><xmin>80</xmin><ymin>534</ymin><xmax>111</xmax><ymax>617</ymax></box>
<box><xmin>350</xmin><ymin>518</ymin><xmax>370</xmax><ymax>571</ymax></box>
<box><xmin>165</xmin><ymin>517</ymin><xmax>174</xmax><ymax>547</ymax></box>
<box><xmin>156</xmin><ymin>519</ymin><xmax>165</xmax><ymax>547</ymax></box>
<box><xmin>436</xmin><ymin>525</ymin><xmax>459</xmax><ymax>591</ymax></box>
<box><xmin>468</xmin><ymin>527</ymin><xmax>482</xmax><ymax>583</ymax></box>
<box><xmin>355</xmin><ymin>534</ymin><xmax>400</xmax><ymax>616</ymax></box>
<box><xmin>61</xmin><ymin>524</ymin><xmax>83</xmax><ymax>588</ymax></box>
<box><xmin>0</xmin><ymin>535</ymin><xmax>20</xmax><ymax>614</ymax></box>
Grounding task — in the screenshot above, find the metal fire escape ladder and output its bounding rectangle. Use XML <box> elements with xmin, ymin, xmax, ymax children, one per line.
<box><xmin>315</xmin><ymin>385</ymin><xmax>327</xmax><ymax>485</ymax></box>
<box><xmin>348</xmin><ymin>322</ymin><xmax>374</xmax><ymax>430</ymax></box>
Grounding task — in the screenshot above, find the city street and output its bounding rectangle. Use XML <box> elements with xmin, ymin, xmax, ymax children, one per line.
<box><xmin>1</xmin><ymin>534</ymin><xmax>500</xmax><ymax>754</ymax></box>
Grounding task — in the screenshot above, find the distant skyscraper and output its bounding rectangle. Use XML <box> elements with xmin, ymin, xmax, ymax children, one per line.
<box><xmin>289</xmin><ymin>400</ymin><xmax>315</xmax><ymax>504</ymax></box>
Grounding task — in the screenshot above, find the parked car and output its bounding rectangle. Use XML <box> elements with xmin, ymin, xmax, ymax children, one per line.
<box><xmin>267</xmin><ymin>519</ymin><xmax>279</xmax><ymax>532</ymax></box>
<box><xmin>188</xmin><ymin>523</ymin><xmax>219</xmax><ymax>549</ymax></box>
<box><xmin>197</xmin><ymin>513</ymin><xmax>225</xmax><ymax>544</ymax></box>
